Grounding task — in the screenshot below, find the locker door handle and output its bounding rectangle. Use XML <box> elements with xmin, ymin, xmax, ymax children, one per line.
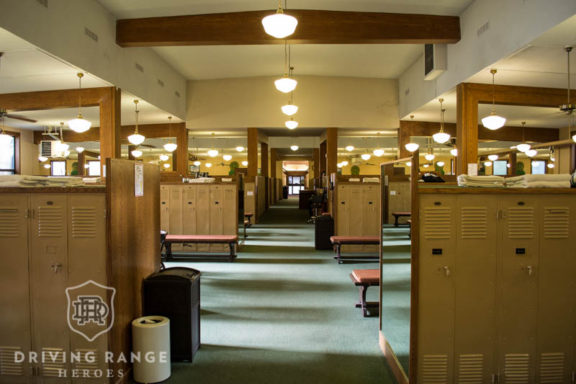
<box><xmin>522</xmin><ymin>265</ymin><xmax>533</xmax><ymax>276</ymax></box>
<box><xmin>215</xmin><ymin>201</ymin><xmax>219</xmax><ymax>205</ymax></box>
<box><xmin>439</xmin><ymin>266</ymin><xmax>451</xmax><ymax>277</ymax></box>
<box><xmin>51</xmin><ymin>263</ymin><xmax>63</xmax><ymax>273</ymax></box>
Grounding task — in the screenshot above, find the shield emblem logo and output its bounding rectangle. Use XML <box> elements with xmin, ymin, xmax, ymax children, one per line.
<box><xmin>66</xmin><ymin>280</ymin><xmax>116</xmax><ymax>342</ymax></box>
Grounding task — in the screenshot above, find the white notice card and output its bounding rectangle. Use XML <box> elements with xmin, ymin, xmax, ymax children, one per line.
<box><xmin>135</xmin><ymin>163</ymin><xmax>144</xmax><ymax>197</ymax></box>
<box><xmin>467</xmin><ymin>163</ymin><xmax>478</xmax><ymax>176</ymax></box>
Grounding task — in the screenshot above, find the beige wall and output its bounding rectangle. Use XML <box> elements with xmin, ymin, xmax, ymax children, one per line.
<box><xmin>187</xmin><ymin>76</ymin><xmax>399</xmax><ymax>130</ymax></box>
<box><xmin>4</xmin><ymin>127</ymin><xmax>36</xmax><ymax>175</ymax></box>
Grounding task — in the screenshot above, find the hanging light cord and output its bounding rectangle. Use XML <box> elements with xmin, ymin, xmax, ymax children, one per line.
<box><xmin>134</xmin><ymin>101</ymin><xmax>140</xmax><ymax>134</ymax></box>
<box><xmin>77</xmin><ymin>73</ymin><xmax>84</xmax><ymax>116</ymax></box>
<box><xmin>567</xmin><ymin>47</ymin><xmax>572</xmax><ymax>108</ymax></box>
<box><xmin>521</xmin><ymin>121</ymin><xmax>526</xmax><ymax>142</ymax></box>
<box><xmin>490</xmin><ymin>69</ymin><xmax>497</xmax><ymax>113</ymax></box>
<box><xmin>439</xmin><ymin>98</ymin><xmax>445</xmax><ymax>132</ymax></box>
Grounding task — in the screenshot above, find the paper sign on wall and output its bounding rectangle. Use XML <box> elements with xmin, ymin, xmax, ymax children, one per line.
<box><xmin>135</xmin><ymin>163</ymin><xmax>144</xmax><ymax>197</ymax></box>
<box><xmin>247</xmin><ymin>191</ymin><xmax>254</xmax><ymax>196</ymax></box>
<box><xmin>467</xmin><ymin>163</ymin><xmax>478</xmax><ymax>176</ymax></box>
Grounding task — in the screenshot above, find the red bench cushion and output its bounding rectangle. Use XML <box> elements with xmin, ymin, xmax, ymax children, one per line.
<box><xmin>330</xmin><ymin>236</ymin><xmax>380</xmax><ymax>244</ymax></box>
<box><xmin>165</xmin><ymin>235</ymin><xmax>238</xmax><ymax>243</ymax></box>
<box><xmin>352</xmin><ymin>269</ymin><xmax>380</xmax><ymax>285</ymax></box>
<box><xmin>392</xmin><ymin>212</ymin><xmax>411</xmax><ymax>216</ymax></box>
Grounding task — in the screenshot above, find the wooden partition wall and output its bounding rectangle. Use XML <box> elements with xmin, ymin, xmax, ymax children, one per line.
<box><xmin>107</xmin><ymin>159</ymin><xmax>160</xmax><ymax>380</ymax></box>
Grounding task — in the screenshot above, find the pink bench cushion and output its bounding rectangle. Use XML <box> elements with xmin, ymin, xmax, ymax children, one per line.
<box><xmin>330</xmin><ymin>236</ymin><xmax>380</xmax><ymax>244</ymax></box>
<box><xmin>165</xmin><ymin>235</ymin><xmax>238</xmax><ymax>243</ymax></box>
<box><xmin>352</xmin><ymin>269</ymin><xmax>380</xmax><ymax>285</ymax></box>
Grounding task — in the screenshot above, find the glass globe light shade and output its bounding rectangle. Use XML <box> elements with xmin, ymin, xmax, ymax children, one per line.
<box><xmin>373</xmin><ymin>149</ymin><xmax>385</xmax><ymax>157</ymax></box>
<box><xmin>290</xmin><ymin>145</ymin><xmax>299</xmax><ymax>151</ymax></box>
<box><xmin>337</xmin><ymin>163</ymin><xmax>343</xmax><ymax>168</ymax></box>
<box><xmin>205</xmin><ymin>163</ymin><xmax>212</xmax><ymax>168</ymax></box>
<box><xmin>405</xmin><ymin>143</ymin><xmax>419</xmax><ymax>152</ymax></box>
<box><xmin>424</xmin><ymin>153</ymin><xmax>435</xmax><ymax>161</ymax></box>
<box><xmin>437</xmin><ymin>161</ymin><xmax>445</xmax><ymax>167</ymax></box>
<box><xmin>261</xmin><ymin>11</ymin><xmax>298</xmax><ymax>39</ymax></box>
<box><xmin>44</xmin><ymin>164</ymin><xmax>51</xmax><ymax>169</ymax></box>
<box><xmin>38</xmin><ymin>156</ymin><xmax>48</xmax><ymax>162</ymax></box>
<box><xmin>450</xmin><ymin>148</ymin><xmax>458</xmax><ymax>156</ymax></box>
<box><xmin>236</xmin><ymin>146</ymin><xmax>245</xmax><ymax>152</ymax></box>
<box><xmin>516</xmin><ymin>143</ymin><xmax>531</xmax><ymax>153</ymax></box>
<box><xmin>193</xmin><ymin>160</ymin><xmax>201</xmax><ymax>166</ymax></box>
<box><xmin>345</xmin><ymin>145</ymin><xmax>354</xmax><ymax>152</ymax></box>
<box><xmin>572</xmin><ymin>134</ymin><xmax>576</xmax><ymax>143</ymax></box>
<box><xmin>242</xmin><ymin>161</ymin><xmax>248</xmax><ymax>166</ymax></box>
<box><xmin>526</xmin><ymin>149</ymin><xmax>538</xmax><ymax>158</ymax></box>
<box><xmin>223</xmin><ymin>154</ymin><xmax>232</xmax><ymax>161</ymax></box>
<box><xmin>361</xmin><ymin>154</ymin><xmax>371</xmax><ymax>161</ymax></box>
<box><xmin>423</xmin><ymin>164</ymin><xmax>429</xmax><ymax>168</ymax></box>
<box><xmin>68</xmin><ymin>115</ymin><xmax>91</xmax><ymax>133</ymax></box>
<box><xmin>128</xmin><ymin>133</ymin><xmax>146</xmax><ymax>145</ymax></box>
<box><xmin>163</xmin><ymin>163</ymin><xmax>170</xmax><ymax>169</ymax></box>
<box><xmin>75</xmin><ymin>147</ymin><xmax>85</xmax><ymax>154</ymax></box>
<box><xmin>432</xmin><ymin>131</ymin><xmax>450</xmax><ymax>144</ymax></box>
<box><xmin>207</xmin><ymin>149</ymin><xmax>219</xmax><ymax>157</ymax></box>
<box><xmin>481</xmin><ymin>113</ymin><xmax>506</xmax><ymax>130</ymax></box>
<box><xmin>163</xmin><ymin>143</ymin><xmax>177</xmax><ymax>152</ymax></box>
<box><xmin>159</xmin><ymin>154</ymin><xmax>169</xmax><ymax>161</ymax></box>
<box><xmin>341</xmin><ymin>161</ymin><xmax>349</xmax><ymax>166</ymax></box>
<box><xmin>281</xmin><ymin>104</ymin><xmax>298</xmax><ymax>116</ymax></box>
<box><xmin>488</xmin><ymin>154</ymin><xmax>499</xmax><ymax>161</ymax></box>
<box><xmin>547</xmin><ymin>163</ymin><xmax>555</xmax><ymax>169</ymax></box>
<box><xmin>285</xmin><ymin>119</ymin><xmax>298</xmax><ymax>129</ymax></box>
<box><xmin>484</xmin><ymin>161</ymin><xmax>492</xmax><ymax>167</ymax></box>
<box><xmin>275</xmin><ymin>76</ymin><xmax>297</xmax><ymax>93</ymax></box>
<box><xmin>131</xmin><ymin>149</ymin><xmax>142</xmax><ymax>158</ymax></box>
<box><xmin>406</xmin><ymin>161</ymin><xmax>412</xmax><ymax>167</ymax></box>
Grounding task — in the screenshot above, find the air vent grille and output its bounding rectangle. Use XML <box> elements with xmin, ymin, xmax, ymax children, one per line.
<box><xmin>461</xmin><ymin>207</ymin><xmax>487</xmax><ymax>239</ymax></box>
<box><xmin>71</xmin><ymin>207</ymin><xmax>97</xmax><ymax>238</ymax></box>
<box><xmin>507</xmin><ymin>207</ymin><xmax>535</xmax><ymax>239</ymax></box>
<box><xmin>543</xmin><ymin>208</ymin><xmax>569</xmax><ymax>239</ymax></box>
<box><xmin>72</xmin><ymin>349</ymin><xmax>99</xmax><ymax>375</ymax></box>
<box><xmin>423</xmin><ymin>207</ymin><xmax>452</xmax><ymax>239</ymax></box>
<box><xmin>0</xmin><ymin>208</ymin><xmax>19</xmax><ymax>237</ymax></box>
<box><xmin>422</xmin><ymin>354</ymin><xmax>448</xmax><ymax>383</ymax></box>
<box><xmin>457</xmin><ymin>354</ymin><xmax>483</xmax><ymax>383</ymax></box>
<box><xmin>84</xmin><ymin>27</ymin><xmax>98</xmax><ymax>42</ymax></box>
<box><xmin>504</xmin><ymin>353</ymin><xmax>530</xmax><ymax>384</ymax></box>
<box><xmin>38</xmin><ymin>206</ymin><xmax>64</xmax><ymax>237</ymax></box>
<box><xmin>0</xmin><ymin>346</ymin><xmax>24</xmax><ymax>376</ymax></box>
<box><xmin>539</xmin><ymin>352</ymin><xmax>564</xmax><ymax>383</ymax></box>
<box><xmin>41</xmin><ymin>348</ymin><xmax>66</xmax><ymax>377</ymax></box>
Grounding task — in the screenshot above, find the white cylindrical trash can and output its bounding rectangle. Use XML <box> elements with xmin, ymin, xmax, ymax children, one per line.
<box><xmin>132</xmin><ymin>316</ymin><xmax>171</xmax><ymax>383</ymax></box>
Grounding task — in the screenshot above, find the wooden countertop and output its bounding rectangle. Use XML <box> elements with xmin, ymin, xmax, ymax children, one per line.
<box><xmin>0</xmin><ymin>186</ymin><xmax>106</xmax><ymax>193</ymax></box>
<box><xmin>418</xmin><ymin>185</ymin><xmax>576</xmax><ymax>194</ymax></box>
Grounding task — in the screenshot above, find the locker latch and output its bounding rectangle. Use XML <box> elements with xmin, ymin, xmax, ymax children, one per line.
<box><xmin>432</xmin><ymin>248</ymin><xmax>443</xmax><ymax>255</ymax></box>
<box><xmin>491</xmin><ymin>373</ymin><xmax>499</xmax><ymax>384</ymax></box>
<box><xmin>515</xmin><ymin>248</ymin><xmax>526</xmax><ymax>255</ymax></box>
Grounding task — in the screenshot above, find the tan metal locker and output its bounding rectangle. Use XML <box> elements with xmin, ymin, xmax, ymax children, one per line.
<box><xmin>182</xmin><ymin>186</ymin><xmax>198</xmax><ymax>252</ymax></box>
<box><xmin>168</xmin><ymin>186</ymin><xmax>184</xmax><ymax>251</ymax></box>
<box><xmin>454</xmin><ymin>196</ymin><xmax>499</xmax><ymax>383</ymax></box>
<box><xmin>337</xmin><ymin>185</ymin><xmax>364</xmax><ymax>253</ymax></box>
<box><xmin>535</xmin><ymin>196</ymin><xmax>576</xmax><ymax>383</ymax></box>
<box><xmin>209</xmin><ymin>185</ymin><xmax>224</xmax><ymax>252</ymax></box>
<box><xmin>160</xmin><ymin>185</ymin><xmax>170</xmax><ymax>232</ymax></box>
<box><xmin>195</xmin><ymin>186</ymin><xmax>210</xmax><ymax>253</ymax></box>
<box><xmin>418</xmin><ymin>195</ymin><xmax>457</xmax><ymax>384</ymax></box>
<box><xmin>0</xmin><ymin>194</ymin><xmax>31</xmax><ymax>383</ymax></box>
<box><xmin>29</xmin><ymin>194</ymin><xmax>71</xmax><ymax>382</ymax></box>
<box><xmin>361</xmin><ymin>185</ymin><xmax>380</xmax><ymax>253</ymax></box>
<box><xmin>498</xmin><ymin>196</ymin><xmax>540</xmax><ymax>383</ymax></box>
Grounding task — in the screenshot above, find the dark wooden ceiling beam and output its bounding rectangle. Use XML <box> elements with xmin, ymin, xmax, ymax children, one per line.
<box><xmin>116</xmin><ymin>10</ymin><xmax>460</xmax><ymax>47</ymax></box>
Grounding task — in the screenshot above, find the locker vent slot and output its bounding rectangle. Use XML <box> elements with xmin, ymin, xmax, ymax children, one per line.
<box><xmin>422</xmin><ymin>354</ymin><xmax>448</xmax><ymax>383</ymax></box>
<box><xmin>71</xmin><ymin>207</ymin><xmax>97</xmax><ymax>238</ymax></box>
<box><xmin>539</xmin><ymin>352</ymin><xmax>564</xmax><ymax>383</ymax></box>
<box><xmin>504</xmin><ymin>353</ymin><xmax>530</xmax><ymax>384</ymax></box>
<box><xmin>460</xmin><ymin>207</ymin><xmax>487</xmax><ymax>239</ymax></box>
<box><xmin>72</xmin><ymin>349</ymin><xmax>99</xmax><ymax>375</ymax></box>
<box><xmin>0</xmin><ymin>208</ymin><xmax>18</xmax><ymax>238</ymax></box>
<box><xmin>41</xmin><ymin>347</ymin><xmax>66</xmax><ymax>377</ymax></box>
<box><xmin>543</xmin><ymin>208</ymin><xmax>569</xmax><ymax>239</ymax></box>
<box><xmin>38</xmin><ymin>206</ymin><xmax>64</xmax><ymax>237</ymax></box>
<box><xmin>423</xmin><ymin>207</ymin><xmax>452</xmax><ymax>239</ymax></box>
<box><xmin>0</xmin><ymin>346</ymin><xmax>24</xmax><ymax>376</ymax></box>
<box><xmin>457</xmin><ymin>354</ymin><xmax>483</xmax><ymax>383</ymax></box>
<box><xmin>507</xmin><ymin>208</ymin><xmax>534</xmax><ymax>239</ymax></box>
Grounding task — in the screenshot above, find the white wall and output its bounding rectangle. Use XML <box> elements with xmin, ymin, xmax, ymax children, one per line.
<box><xmin>0</xmin><ymin>0</ymin><xmax>187</xmax><ymax>118</ymax></box>
<box><xmin>187</xmin><ymin>76</ymin><xmax>398</xmax><ymax>130</ymax></box>
<box><xmin>399</xmin><ymin>0</ymin><xmax>576</xmax><ymax>117</ymax></box>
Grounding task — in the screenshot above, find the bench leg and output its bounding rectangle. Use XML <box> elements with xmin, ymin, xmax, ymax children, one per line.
<box><xmin>166</xmin><ymin>243</ymin><xmax>174</xmax><ymax>261</ymax></box>
<box><xmin>334</xmin><ymin>244</ymin><xmax>343</xmax><ymax>264</ymax></box>
<box><xmin>229</xmin><ymin>242</ymin><xmax>236</xmax><ymax>262</ymax></box>
<box><xmin>354</xmin><ymin>285</ymin><xmax>378</xmax><ymax>317</ymax></box>
<box><xmin>244</xmin><ymin>223</ymin><xmax>247</xmax><ymax>239</ymax></box>
<box><xmin>394</xmin><ymin>216</ymin><xmax>399</xmax><ymax>227</ymax></box>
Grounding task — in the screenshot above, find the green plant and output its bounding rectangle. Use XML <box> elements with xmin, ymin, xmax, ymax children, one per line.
<box><xmin>70</xmin><ymin>161</ymin><xmax>79</xmax><ymax>176</ymax></box>
<box><xmin>434</xmin><ymin>163</ymin><xmax>445</xmax><ymax>175</ymax></box>
<box><xmin>229</xmin><ymin>161</ymin><xmax>239</xmax><ymax>176</ymax></box>
<box><xmin>516</xmin><ymin>162</ymin><xmax>525</xmax><ymax>175</ymax></box>
<box><xmin>351</xmin><ymin>165</ymin><xmax>360</xmax><ymax>176</ymax></box>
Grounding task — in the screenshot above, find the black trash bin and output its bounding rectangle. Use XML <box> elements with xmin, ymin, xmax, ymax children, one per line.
<box><xmin>282</xmin><ymin>185</ymin><xmax>288</xmax><ymax>199</ymax></box>
<box><xmin>143</xmin><ymin>267</ymin><xmax>201</xmax><ymax>362</ymax></box>
<box><xmin>315</xmin><ymin>214</ymin><xmax>334</xmax><ymax>250</ymax></box>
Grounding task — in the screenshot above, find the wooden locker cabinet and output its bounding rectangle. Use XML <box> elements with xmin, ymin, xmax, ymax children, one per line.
<box><xmin>0</xmin><ymin>192</ymin><xmax>107</xmax><ymax>384</ymax></box>
<box><xmin>417</xmin><ymin>192</ymin><xmax>576</xmax><ymax>384</ymax></box>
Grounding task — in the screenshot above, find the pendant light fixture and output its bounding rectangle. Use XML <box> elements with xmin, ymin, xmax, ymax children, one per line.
<box><xmin>290</xmin><ymin>145</ymin><xmax>299</xmax><ymax>151</ymax></box>
<box><xmin>131</xmin><ymin>149</ymin><xmax>142</xmax><ymax>158</ymax></box>
<box><xmin>516</xmin><ymin>122</ymin><xmax>531</xmax><ymax>153</ymax></box>
<box><xmin>450</xmin><ymin>148</ymin><xmax>458</xmax><ymax>157</ymax></box>
<box><xmin>207</xmin><ymin>133</ymin><xmax>219</xmax><ymax>157</ymax></box>
<box><xmin>559</xmin><ymin>47</ymin><xmax>576</xmax><ymax>142</ymax></box>
<box><xmin>488</xmin><ymin>154</ymin><xmax>498</xmax><ymax>161</ymax></box>
<box><xmin>163</xmin><ymin>116</ymin><xmax>178</xmax><ymax>152</ymax></box>
<box><xmin>236</xmin><ymin>146</ymin><xmax>245</xmax><ymax>152</ymax></box>
<box><xmin>481</xmin><ymin>69</ymin><xmax>506</xmax><ymax>130</ymax></box>
<box><xmin>127</xmin><ymin>100</ymin><xmax>146</xmax><ymax>145</ymax></box>
<box><xmin>372</xmin><ymin>132</ymin><xmax>385</xmax><ymax>157</ymax></box>
<box><xmin>341</xmin><ymin>161</ymin><xmax>349</xmax><ymax>167</ymax></box>
<box><xmin>345</xmin><ymin>145</ymin><xmax>354</xmax><ymax>152</ymax></box>
<box><xmin>285</xmin><ymin>118</ymin><xmax>298</xmax><ymax>129</ymax></box>
<box><xmin>205</xmin><ymin>163</ymin><xmax>212</xmax><ymax>168</ymax></box>
<box><xmin>76</xmin><ymin>146</ymin><xmax>85</xmax><ymax>153</ymax></box>
<box><xmin>242</xmin><ymin>161</ymin><xmax>248</xmax><ymax>166</ymax></box>
<box><xmin>424</xmin><ymin>153</ymin><xmax>435</xmax><ymax>161</ymax></box>
<box><xmin>68</xmin><ymin>73</ymin><xmax>92</xmax><ymax>133</ymax></box>
<box><xmin>361</xmin><ymin>154</ymin><xmax>371</xmax><ymax>161</ymax></box>
<box><xmin>275</xmin><ymin>42</ymin><xmax>297</xmax><ymax>93</ymax></box>
<box><xmin>262</xmin><ymin>0</ymin><xmax>298</xmax><ymax>39</ymax></box>
<box><xmin>432</xmin><ymin>98</ymin><xmax>451</xmax><ymax>144</ymax></box>
<box><xmin>193</xmin><ymin>160</ymin><xmax>201</xmax><ymax>166</ymax></box>
<box><xmin>281</xmin><ymin>92</ymin><xmax>298</xmax><ymax>116</ymax></box>
<box><xmin>526</xmin><ymin>149</ymin><xmax>538</xmax><ymax>158</ymax></box>
<box><xmin>404</xmin><ymin>143</ymin><xmax>419</xmax><ymax>152</ymax></box>
<box><xmin>223</xmin><ymin>154</ymin><xmax>232</xmax><ymax>161</ymax></box>
<box><xmin>424</xmin><ymin>138</ymin><xmax>435</xmax><ymax>161</ymax></box>
<box><xmin>159</xmin><ymin>154</ymin><xmax>169</xmax><ymax>162</ymax></box>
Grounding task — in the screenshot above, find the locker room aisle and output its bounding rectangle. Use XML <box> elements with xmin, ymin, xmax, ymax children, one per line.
<box><xmin>162</xmin><ymin>198</ymin><xmax>398</xmax><ymax>384</ymax></box>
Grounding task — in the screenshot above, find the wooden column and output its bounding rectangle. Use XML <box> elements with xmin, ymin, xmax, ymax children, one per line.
<box><xmin>247</xmin><ymin>128</ymin><xmax>258</xmax><ymax>177</ymax></box>
<box><xmin>261</xmin><ymin>142</ymin><xmax>269</xmax><ymax>177</ymax></box>
<box><xmin>99</xmin><ymin>87</ymin><xmax>122</xmax><ymax>171</ymax></box>
<box><xmin>398</xmin><ymin>121</ymin><xmax>411</xmax><ymax>159</ymax></box>
<box><xmin>456</xmin><ymin>83</ymin><xmax>478</xmax><ymax>175</ymax></box>
<box><xmin>313</xmin><ymin>148</ymin><xmax>320</xmax><ymax>178</ymax></box>
<box><xmin>508</xmin><ymin>152</ymin><xmax>517</xmax><ymax>176</ymax></box>
<box><xmin>174</xmin><ymin>123</ymin><xmax>188</xmax><ymax>177</ymax></box>
<box><xmin>270</xmin><ymin>148</ymin><xmax>277</xmax><ymax>178</ymax></box>
<box><xmin>77</xmin><ymin>152</ymin><xmax>86</xmax><ymax>176</ymax></box>
<box><xmin>326</xmin><ymin>128</ymin><xmax>338</xmax><ymax>176</ymax></box>
<box><xmin>319</xmin><ymin>141</ymin><xmax>327</xmax><ymax>177</ymax></box>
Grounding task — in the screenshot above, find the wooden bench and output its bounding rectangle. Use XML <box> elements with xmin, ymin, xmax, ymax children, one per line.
<box><xmin>330</xmin><ymin>236</ymin><xmax>380</xmax><ymax>264</ymax></box>
<box><xmin>164</xmin><ymin>234</ymin><xmax>238</xmax><ymax>261</ymax></box>
<box><xmin>392</xmin><ymin>211</ymin><xmax>411</xmax><ymax>227</ymax></box>
<box><xmin>350</xmin><ymin>269</ymin><xmax>380</xmax><ymax>317</ymax></box>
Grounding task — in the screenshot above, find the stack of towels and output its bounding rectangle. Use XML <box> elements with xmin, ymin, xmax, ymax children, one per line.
<box><xmin>505</xmin><ymin>174</ymin><xmax>572</xmax><ymax>188</ymax></box>
<box><xmin>0</xmin><ymin>175</ymin><xmax>88</xmax><ymax>187</ymax></box>
<box><xmin>457</xmin><ymin>175</ymin><xmax>505</xmax><ymax>187</ymax></box>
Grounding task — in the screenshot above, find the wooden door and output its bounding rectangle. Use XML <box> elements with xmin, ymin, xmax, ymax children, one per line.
<box><xmin>497</xmin><ymin>196</ymin><xmax>539</xmax><ymax>384</ymax></box>
<box><xmin>29</xmin><ymin>194</ymin><xmax>71</xmax><ymax>383</ymax></box>
<box><xmin>0</xmin><ymin>194</ymin><xmax>32</xmax><ymax>383</ymax></box>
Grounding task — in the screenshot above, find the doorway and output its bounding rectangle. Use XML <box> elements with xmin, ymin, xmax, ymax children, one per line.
<box><xmin>287</xmin><ymin>175</ymin><xmax>306</xmax><ymax>195</ymax></box>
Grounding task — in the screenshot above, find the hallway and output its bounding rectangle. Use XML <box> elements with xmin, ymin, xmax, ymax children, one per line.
<box><xmin>166</xmin><ymin>198</ymin><xmax>395</xmax><ymax>384</ymax></box>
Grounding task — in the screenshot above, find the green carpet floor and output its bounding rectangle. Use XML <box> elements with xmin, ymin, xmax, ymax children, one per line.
<box><xmin>162</xmin><ymin>198</ymin><xmax>405</xmax><ymax>384</ymax></box>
